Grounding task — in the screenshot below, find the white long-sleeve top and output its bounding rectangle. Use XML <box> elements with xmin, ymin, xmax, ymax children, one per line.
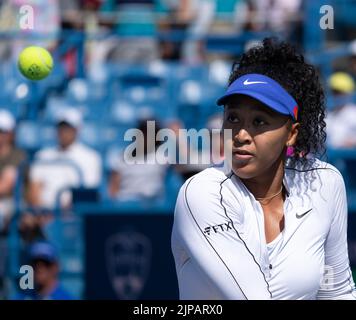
<box><xmin>171</xmin><ymin>158</ymin><xmax>356</xmax><ymax>300</ymax></box>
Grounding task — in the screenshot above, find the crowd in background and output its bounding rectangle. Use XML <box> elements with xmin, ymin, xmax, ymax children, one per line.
<box><xmin>0</xmin><ymin>0</ymin><xmax>356</xmax><ymax>299</ymax></box>
<box><xmin>0</xmin><ymin>0</ymin><xmax>307</xmax><ymax>65</ymax></box>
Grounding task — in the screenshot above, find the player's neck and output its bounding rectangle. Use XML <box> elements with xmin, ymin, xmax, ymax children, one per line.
<box><xmin>241</xmin><ymin>158</ymin><xmax>285</xmax><ymax>201</ymax></box>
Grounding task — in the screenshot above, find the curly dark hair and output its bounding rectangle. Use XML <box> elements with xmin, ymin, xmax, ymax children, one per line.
<box><xmin>228</xmin><ymin>38</ymin><xmax>326</xmax><ymax>164</ymax></box>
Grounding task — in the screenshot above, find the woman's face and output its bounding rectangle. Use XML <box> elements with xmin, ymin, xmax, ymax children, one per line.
<box><xmin>223</xmin><ymin>95</ymin><xmax>299</xmax><ymax>179</ymax></box>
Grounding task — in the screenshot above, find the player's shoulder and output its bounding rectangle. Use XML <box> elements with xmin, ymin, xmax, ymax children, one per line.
<box><xmin>175</xmin><ymin>164</ymin><xmax>236</xmax><ymax>222</ymax></box>
<box><xmin>180</xmin><ymin>164</ymin><xmax>231</xmax><ymax>200</ymax></box>
<box><xmin>285</xmin><ymin>157</ymin><xmax>343</xmax><ymax>178</ymax></box>
<box><xmin>285</xmin><ymin>157</ymin><xmax>345</xmax><ymax>191</ymax></box>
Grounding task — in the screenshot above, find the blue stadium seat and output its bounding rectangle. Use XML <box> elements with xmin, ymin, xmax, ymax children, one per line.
<box><xmin>164</xmin><ymin>167</ymin><xmax>184</xmax><ymax>206</ymax></box>
<box><xmin>110</xmin><ymin>100</ymin><xmax>137</xmax><ymax>125</ymax></box>
<box><xmin>79</xmin><ymin>122</ymin><xmax>129</xmax><ymax>152</ymax></box>
<box><xmin>63</xmin><ymin>78</ymin><xmax>111</xmax><ymax>121</ymax></box>
<box><xmin>15</xmin><ymin>120</ymin><xmax>41</xmax><ymax>151</ymax></box>
<box><xmin>16</xmin><ymin>120</ymin><xmax>56</xmax><ymax>152</ymax></box>
<box><xmin>43</xmin><ymin>216</ymin><xmax>84</xmax><ymax>299</ymax></box>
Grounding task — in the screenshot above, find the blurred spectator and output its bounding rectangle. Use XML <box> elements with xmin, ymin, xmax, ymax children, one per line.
<box><xmin>27</xmin><ymin>108</ymin><xmax>102</xmax><ymax>210</ymax></box>
<box><xmin>231</xmin><ymin>0</ymin><xmax>250</xmax><ymax>34</ymax></box>
<box><xmin>58</xmin><ymin>0</ymin><xmax>83</xmax><ymax>78</ymax></box>
<box><xmin>159</xmin><ymin>0</ymin><xmax>216</xmax><ymax>63</ymax></box>
<box><xmin>108</xmin><ymin>118</ymin><xmax>169</xmax><ymax>201</ymax></box>
<box><xmin>13</xmin><ymin>241</ymin><xmax>73</xmax><ymax>300</ymax></box>
<box><xmin>0</xmin><ymin>1</ymin><xmax>15</xmax><ymax>62</ymax></box>
<box><xmin>59</xmin><ymin>0</ymin><xmax>82</xmax><ymax>29</ymax></box>
<box><xmin>173</xmin><ymin>113</ymin><xmax>224</xmax><ymax>180</ymax></box>
<box><xmin>248</xmin><ymin>0</ymin><xmax>301</xmax><ymax>35</ymax></box>
<box><xmin>160</xmin><ymin>0</ymin><xmax>251</xmax><ymax>63</ymax></box>
<box><xmin>0</xmin><ymin>109</ymin><xmax>26</xmax><ymax>298</ymax></box>
<box><xmin>326</xmin><ymin>72</ymin><xmax>356</xmax><ymax>149</ymax></box>
<box><xmin>158</xmin><ymin>1</ymin><xmax>186</xmax><ymax>61</ymax></box>
<box><xmin>100</xmin><ymin>0</ymin><xmax>160</xmax><ymax>63</ymax></box>
<box><xmin>181</xmin><ymin>0</ymin><xmax>216</xmax><ymax>64</ymax></box>
<box><xmin>0</xmin><ymin>110</ymin><xmax>26</xmax><ymax>233</ymax></box>
<box><xmin>83</xmin><ymin>0</ymin><xmax>106</xmax><ymax>68</ymax></box>
<box><xmin>59</xmin><ymin>1</ymin><xmax>102</xmax><ymax>78</ymax></box>
<box><xmin>18</xmin><ymin>211</ymin><xmax>47</xmax><ymax>245</ymax></box>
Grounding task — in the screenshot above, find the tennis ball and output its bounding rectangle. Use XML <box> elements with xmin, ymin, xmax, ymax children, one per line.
<box><xmin>18</xmin><ymin>46</ymin><xmax>53</xmax><ymax>81</ymax></box>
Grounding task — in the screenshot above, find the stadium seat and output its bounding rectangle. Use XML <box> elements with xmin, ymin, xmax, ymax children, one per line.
<box><xmin>79</xmin><ymin>122</ymin><xmax>126</xmax><ymax>152</ymax></box>
<box><xmin>43</xmin><ymin>216</ymin><xmax>84</xmax><ymax>299</ymax></box>
<box><xmin>16</xmin><ymin>120</ymin><xmax>56</xmax><ymax>152</ymax></box>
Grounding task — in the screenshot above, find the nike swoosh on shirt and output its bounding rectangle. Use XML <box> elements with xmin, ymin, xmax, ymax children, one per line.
<box><xmin>296</xmin><ymin>208</ymin><xmax>312</xmax><ymax>219</ymax></box>
<box><xmin>243</xmin><ymin>79</ymin><xmax>268</xmax><ymax>85</ymax></box>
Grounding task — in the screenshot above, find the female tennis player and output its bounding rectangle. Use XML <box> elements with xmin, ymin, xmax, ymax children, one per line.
<box><xmin>171</xmin><ymin>38</ymin><xmax>356</xmax><ymax>300</ymax></box>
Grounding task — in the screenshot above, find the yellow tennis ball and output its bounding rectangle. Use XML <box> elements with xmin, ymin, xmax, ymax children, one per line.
<box><xmin>18</xmin><ymin>46</ymin><xmax>53</xmax><ymax>81</ymax></box>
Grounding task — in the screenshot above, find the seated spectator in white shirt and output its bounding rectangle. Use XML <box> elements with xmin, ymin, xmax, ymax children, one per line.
<box><xmin>326</xmin><ymin>72</ymin><xmax>356</xmax><ymax>149</ymax></box>
<box><xmin>171</xmin><ymin>113</ymin><xmax>225</xmax><ymax>181</ymax></box>
<box><xmin>27</xmin><ymin>108</ymin><xmax>102</xmax><ymax>210</ymax></box>
<box><xmin>107</xmin><ymin>118</ymin><xmax>169</xmax><ymax>201</ymax></box>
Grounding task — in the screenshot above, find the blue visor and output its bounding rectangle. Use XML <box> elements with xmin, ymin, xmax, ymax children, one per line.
<box><xmin>216</xmin><ymin>73</ymin><xmax>299</xmax><ymax>121</ymax></box>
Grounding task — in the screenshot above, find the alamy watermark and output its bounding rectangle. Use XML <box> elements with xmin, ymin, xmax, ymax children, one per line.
<box><xmin>122</xmin><ymin>121</ymin><xmax>232</xmax><ymax>166</ymax></box>
<box><xmin>19</xmin><ymin>5</ymin><xmax>34</xmax><ymax>30</ymax></box>
<box><xmin>19</xmin><ymin>265</ymin><xmax>34</xmax><ymax>290</ymax></box>
<box><xmin>320</xmin><ymin>5</ymin><xmax>334</xmax><ymax>30</ymax></box>
<box><xmin>319</xmin><ymin>265</ymin><xmax>334</xmax><ymax>291</ymax></box>
<box><xmin>17</xmin><ymin>4</ymin><xmax>334</xmax><ymax>31</ymax></box>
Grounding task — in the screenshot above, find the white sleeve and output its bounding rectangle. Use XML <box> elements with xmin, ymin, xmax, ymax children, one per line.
<box><xmin>171</xmin><ymin>176</ymin><xmax>271</xmax><ymax>300</ymax></box>
<box><xmin>317</xmin><ymin>172</ymin><xmax>356</xmax><ymax>300</ymax></box>
<box><xmin>83</xmin><ymin>151</ymin><xmax>102</xmax><ymax>188</ymax></box>
<box><xmin>29</xmin><ymin>149</ymin><xmax>50</xmax><ymax>182</ymax></box>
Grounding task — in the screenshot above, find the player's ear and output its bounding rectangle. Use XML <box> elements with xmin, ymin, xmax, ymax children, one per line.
<box><xmin>286</xmin><ymin>121</ymin><xmax>299</xmax><ymax>147</ymax></box>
